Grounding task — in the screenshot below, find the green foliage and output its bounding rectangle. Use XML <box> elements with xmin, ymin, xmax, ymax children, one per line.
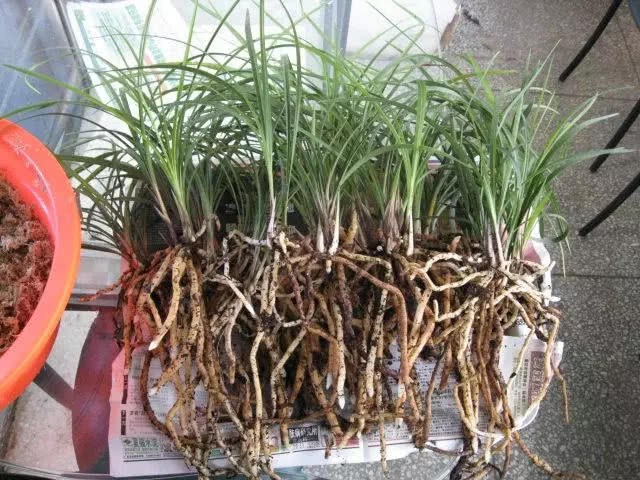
<box><xmin>3</xmin><ymin>0</ymin><xmax>623</xmax><ymax>265</ymax></box>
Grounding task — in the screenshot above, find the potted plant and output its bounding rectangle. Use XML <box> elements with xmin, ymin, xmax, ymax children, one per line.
<box><xmin>14</xmin><ymin>2</ymin><xmax>614</xmax><ymax>478</ymax></box>
<box><xmin>0</xmin><ymin>119</ymin><xmax>81</xmax><ymax>409</ymax></box>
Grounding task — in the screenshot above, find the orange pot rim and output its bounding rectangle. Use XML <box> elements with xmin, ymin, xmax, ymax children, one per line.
<box><xmin>0</xmin><ymin>119</ymin><xmax>81</xmax><ymax>408</ymax></box>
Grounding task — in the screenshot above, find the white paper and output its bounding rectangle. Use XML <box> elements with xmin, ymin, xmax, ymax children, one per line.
<box><xmin>108</xmin><ymin>335</ymin><xmax>562</xmax><ymax>477</ymax></box>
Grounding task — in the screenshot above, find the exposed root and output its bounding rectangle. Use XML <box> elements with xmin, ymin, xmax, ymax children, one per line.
<box><xmin>112</xmin><ymin>234</ymin><xmax>570</xmax><ymax>480</ymax></box>
<box><xmin>513</xmin><ymin>431</ymin><xmax>585</xmax><ymax>479</ymax></box>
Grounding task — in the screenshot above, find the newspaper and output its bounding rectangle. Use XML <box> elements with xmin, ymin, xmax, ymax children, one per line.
<box><xmin>108</xmin><ymin>336</ymin><xmax>563</xmax><ymax>477</ymax></box>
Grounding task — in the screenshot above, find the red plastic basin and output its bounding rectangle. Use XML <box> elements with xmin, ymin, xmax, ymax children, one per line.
<box><xmin>0</xmin><ymin>119</ymin><xmax>81</xmax><ymax>409</ymax></box>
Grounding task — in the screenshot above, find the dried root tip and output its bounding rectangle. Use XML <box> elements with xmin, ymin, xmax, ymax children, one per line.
<box><xmin>331</xmin><ymin>303</ymin><xmax>347</xmax><ymax>410</ymax></box>
<box><xmin>513</xmin><ymin>431</ymin><xmax>584</xmax><ymax>479</ymax></box>
<box><xmin>375</xmin><ymin>369</ymin><xmax>388</xmax><ymax>475</ymax></box>
<box><xmin>325</xmin><ymin>372</ymin><xmax>333</xmax><ymax>390</ymax></box>
<box><xmin>80</xmin><ymin>273</ymin><xmax>129</xmax><ymax>302</ymax></box>
<box><xmin>553</xmin><ymin>364</ymin><xmax>571</xmax><ymax>424</ymax></box>
<box><xmin>325</xmin><ymin>259</ymin><xmax>333</xmax><ymax>273</ymax></box>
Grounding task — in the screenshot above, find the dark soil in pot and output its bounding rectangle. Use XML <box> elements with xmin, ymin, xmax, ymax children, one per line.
<box><xmin>0</xmin><ymin>177</ymin><xmax>53</xmax><ymax>355</ymax></box>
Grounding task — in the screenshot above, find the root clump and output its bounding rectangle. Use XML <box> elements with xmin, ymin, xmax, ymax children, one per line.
<box><xmin>118</xmin><ymin>229</ymin><xmax>568</xmax><ymax>480</ymax></box>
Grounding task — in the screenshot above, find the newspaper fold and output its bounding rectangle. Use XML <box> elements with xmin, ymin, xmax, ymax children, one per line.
<box><xmin>109</xmin><ymin>336</ymin><xmax>562</xmax><ymax>477</ymax></box>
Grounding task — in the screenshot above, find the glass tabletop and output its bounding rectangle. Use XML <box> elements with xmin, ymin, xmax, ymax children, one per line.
<box><xmin>0</xmin><ymin>306</ymin><xmax>457</xmax><ymax>479</ymax></box>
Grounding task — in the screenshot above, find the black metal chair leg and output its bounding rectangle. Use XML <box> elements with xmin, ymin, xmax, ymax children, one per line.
<box><xmin>590</xmin><ymin>96</ymin><xmax>640</xmax><ymax>172</ymax></box>
<box><xmin>559</xmin><ymin>0</ymin><xmax>623</xmax><ymax>82</ymax></box>
<box><xmin>579</xmin><ymin>170</ymin><xmax>640</xmax><ymax>236</ymax></box>
<box><xmin>33</xmin><ymin>362</ymin><xmax>75</xmax><ymax>409</ymax></box>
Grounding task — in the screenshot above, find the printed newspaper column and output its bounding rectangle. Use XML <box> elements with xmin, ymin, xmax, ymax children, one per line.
<box><xmin>109</xmin><ymin>338</ymin><xmax>563</xmax><ymax>476</ymax></box>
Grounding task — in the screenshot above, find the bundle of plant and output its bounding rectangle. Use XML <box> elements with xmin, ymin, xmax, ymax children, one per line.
<box><xmin>9</xmin><ymin>2</ymin><xmax>619</xmax><ymax>478</ymax></box>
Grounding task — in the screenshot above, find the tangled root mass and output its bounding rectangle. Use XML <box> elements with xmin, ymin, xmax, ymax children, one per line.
<box><xmin>115</xmin><ymin>230</ymin><xmax>573</xmax><ymax>480</ymax></box>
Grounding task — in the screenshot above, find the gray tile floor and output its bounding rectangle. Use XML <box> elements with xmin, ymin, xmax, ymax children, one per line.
<box><xmin>447</xmin><ymin>0</ymin><xmax>640</xmax><ymax>478</ymax></box>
